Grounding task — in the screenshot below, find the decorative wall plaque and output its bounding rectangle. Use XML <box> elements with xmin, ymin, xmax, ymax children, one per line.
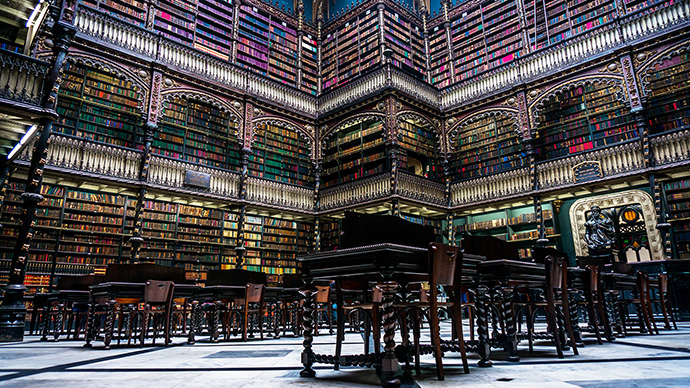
<box><xmin>573</xmin><ymin>161</ymin><xmax>603</xmax><ymax>183</ymax></box>
<box><xmin>184</xmin><ymin>170</ymin><xmax>211</xmax><ymax>189</ymax></box>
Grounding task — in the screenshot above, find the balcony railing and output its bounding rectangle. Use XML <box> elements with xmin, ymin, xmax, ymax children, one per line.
<box><xmin>397</xmin><ymin>171</ymin><xmax>446</xmax><ymax>206</ymax></box>
<box><xmin>651</xmin><ymin>128</ymin><xmax>690</xmax><ymax>166</ymax></box>
<box><xmin>320</xmin><ymin>173</ymin><xmax>391</xmax><ymax>211</ymax></box>
<box><xmin>0</xmin><ymin>49</ymin><xmax>50</xmax><ymax>108</ymax></box>
<box><xmin>148</xmin><ymin>155</ymin><xmax>241</xmax><ymax>198</ymax></box>
<box><xmin>245</xmin><ymin>177</ymin><xmax>314</xmax><ymax>211</ymax></box>
<box><xmin>450</xmin><ymin>167</ymin><xmax>531</xmax><ymax>207</ymax></box>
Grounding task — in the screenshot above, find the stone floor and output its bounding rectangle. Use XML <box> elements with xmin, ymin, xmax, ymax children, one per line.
<box><xmin>0</xmin><ymin>322</ymin><xmax>689</xmax><ymax>388</ymax></box>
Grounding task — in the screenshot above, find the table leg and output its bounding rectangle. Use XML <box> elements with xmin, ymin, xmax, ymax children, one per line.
<box><xmin>501</xmin><ymin>288</ymin><xmax>519</xmax><ymax>362</ymax></box>
<box><xmin>378</xmin><ymin>278</ymin><xmax>401</xmax><ymax>387</ymax></box>
<box><xmin>40</xmin><ymin>302</ymin><xmax>50</xmax><ymax>342</ymax></box>
<box><xmin>83</xmin><ymin>298</ymin><xmax>97</xmax><ymax>348</ymax></box>
<box><xmin>569</xmin><ymin>290</ymin><xmax>583</xmax><ymax>344</ymax></box>
<box><xmin>299</xmin><ymin>280</ymin><xmax>317</xmax><ymax>378</ymax></box>
<box><xmin>53</xmin><ymin>303</ymin><xmax>65</xmax><ymax>341</ymax></box>
<box><xmin>103</xmin><ymin>299</ymin><xmax>116</xmax><ymax>350</ymax></box>
<box><xmin>475</xmin><ymin>286</ymin><xmax>492</xmax><ymax>367</ymax></box>
<box><xmin>210</xmin><ymin>301</ymin><xmax>221</xmax><ymax>343</ymax></box>
<box><xmin>187</xmin><ymin>301</ymin><xmax>199</xmax><ymax>344</ymax></box>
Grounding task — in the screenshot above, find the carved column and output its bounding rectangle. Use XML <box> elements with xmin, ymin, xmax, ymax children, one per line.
<box><xmin>377</xmin><ymin>3</ymin><xmax>387</xmax><ymax>63</ymax></box>
<box><xmin>384</xmin><ymin>96</ymin><xmax>400</xmax><ymax>196</ymax></box>
<box><xmin>129</xmin><ymin>123</ymin><xmax>156</xmax><ymax>263</ymax></box>
<box><xmin>441</xmin><ymin>0</ymin><xmax>455</xmax><ymax>84</ymax></box>
<box><xmin>296</xmin><ymin>0</ymin><xmax>304</xmax><ymax>88</ymax></box>
<box><xmin>651</xmin><ymin>174</ymin><xmax>672</xmax><ymax>260</ymax></box>
<box><xmin>316</xmin><ymin>7</ymin><xmax>324</xmax><ymax>94</ymax></box>
<box><xmin>313</xmin><ymin>160</ymin><xmax>322</xmax><ymax>252</ymax></box>
<box><xmin>420</xmin><ymin>5</ymin><xmax>431</xmax><ymax>83</ymax></box>
<box><xmin>230</xmin><ymin>0</ymin><xmax>241</xmax><ymax>63</ymax></box>
<box><xmin>0</xmin><ymin>0</ymin><xmax>78</xmax><ymax>342</ymax></box>
<box><xmin>0</xmin><ymin>166</ymin><xmax>9</xmax><ymax>232</ymax></box>
<box><xmin>618</xmin><ymin>52</ymin><xmax>650</xmax><ymax>167</ymax></box>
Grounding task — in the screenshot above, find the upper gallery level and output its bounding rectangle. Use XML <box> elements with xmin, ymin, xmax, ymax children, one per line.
<box><xmin>68</xmin><ymin>0</ymin><xmax>690</xmax><ymax>115</ymax></box>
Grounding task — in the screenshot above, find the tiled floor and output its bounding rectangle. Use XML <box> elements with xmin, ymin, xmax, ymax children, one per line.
<box><xmin>0</xmin><ymin>322</ymin><xmax>689</xmax><ymax>388</ymax></box>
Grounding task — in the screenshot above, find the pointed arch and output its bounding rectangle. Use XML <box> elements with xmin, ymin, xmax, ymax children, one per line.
<box><xmin>447</xmin><ymin>108</ymin><xmax>520</xmax><ymax>151</ymax></box>
<box><xmin>637</xmin><ymin>41</ymin><xmax>690</xmax><ymax>97</ymax></box>
<box><xmin>251</xmin><ymin>116</ymin><xmax>315</xmax><ymax>160</ymax></box>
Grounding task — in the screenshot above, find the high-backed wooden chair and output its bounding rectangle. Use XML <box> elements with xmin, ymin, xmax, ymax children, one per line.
<box><xmin>513</xmin><ymin>255</ymin><xmax>579</xmax><ymax>358</ymax></box>
<box><xmin>241</xmin><ymin>283</ymin><xmax>266</xmax><ymax>341</ymax></box>
<box><xmin>651</xmin><ymin>273</ymin><xmax>677</xmax><ymax>330</ymax></box>
<box><xmin>398</xmin><ymin>242</ymin><xmax>470</xmax><ymax>380</ymax></box>
<box><xmin>139</xmin><ymin>280</ymin><xmax>175</xmax><ymax>346</ymax></box>
<box><xmin>313</xmin><ymin>284</ymin><xmax>333</xmax><ymax>335</ymax></box>
<box><xmin>582</xmin><ymin>264</ymin><xmax>613</xmax><ymax>343</ymax></box>
<box><xmin>618</xmin><ymin>271</ymin><xmax>659</xmax><ymax>335</ymax></box>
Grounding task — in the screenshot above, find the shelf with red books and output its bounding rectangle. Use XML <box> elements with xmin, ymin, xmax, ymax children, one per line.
<box><xmin>535</xmin><ymin>82</ymin><xmax>637</xmax><ymax>160</ymax></box>
<box><xmin>382</xmin><ymin>7</ymin><xmax>425</xmax><ymax>80</ymax></box>
<box><xmin>195</xmin><ymin>0</ymin><xmax>235</xmax><ymax>60</ymax></box>
<box><xmin>154</xmin><ymin>0</ymin><xmax>197</xmax><ymax>46</ymax></box>
<box><xmin>665</xmin><ymin>178</ymin><xmax>690</xmax><ymax>259</ymax></box>
<box><xmin>56</xmin><ymin>61</ymin><xmax>141</xmax><ymax>150</ymax></box>
<box><xmin>154</xmin><ymin>97</ymin><xmax>242</xmax><ymax>171</ymax></box>
<box><xmin>248</xmin><ymin>123</ymin><xmax>313</xmax><ymax>187</ymax></box>
<box><xmin>301</xmin><ymin>34</ymin><xmax>318</xmax><ymax>95</ymax></box>
<box><xmin>428</xmin><ymin>25</ymin><xmax>450</xmax><ymax>87</ymax></box>
<box><xmin>568</xmin><ymin>0</ymin><xmax>616</xmax><ymax>36</ymax></box>
<box><xmin>646</xmin><ymin>51</ymin><xmax>690</xmax><ymax>135</ymax></box>
<box><xmin>450</xmin><ymin>113</ymin><xmax>525</xmax><ymax>181</ymax></box>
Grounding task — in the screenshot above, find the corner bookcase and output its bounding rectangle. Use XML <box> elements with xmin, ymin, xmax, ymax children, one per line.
<box><xmin>322</xmin><ymin>119</ymin><xmax>386</xmax><ymax>187</ymax></box>
<box><xmin>454</xmin><ymin>204</ymin><xmax>557</xmax><ymax>259</ymax></box>
<box><xmin>645</xmin><ymin>51</ymin><xmax>690</xmax><ymax>136</ymax></box>
<box><xmin>248</xmin><ymin>123</ymin><xmax>314</xmax><ymax>187</ymax></box>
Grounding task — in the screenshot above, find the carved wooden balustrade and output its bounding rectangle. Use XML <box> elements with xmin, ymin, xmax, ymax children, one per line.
<box><xmin>536</xmin><ymin>142</ymin><xmax>645</xmax><ymax>189</ymax></box>
<box><xmin>75</xmin><ymin>7</ymin><xmax>318</xmax><ymax>116</ymax></box>
<box><xmin>0</xmin><ymin>49</ymin><xmax>50</xmax><ymax>109</ymax></box>
<box><xmin>18</xmin><ymin>134</ymin><xmax>141</xmax><ymax>180</ymax></box>
<box><xmin>651</xmin><ymin>128</ymin><xmax>690</xmax><ymax>166</ymax></box>
<box><xmin>320</xmin><ymin>173</ymin><xmax>390</xmax><ymax>210</ymax></box>
<box><xmin>148</xmin><ymin>155</ymin><xmax>241</xmax><ymax>198</ymax></box>
<box><xmin>440</xmin><ymin>0</ymin><xmax>690</xmax><ymax>110</ymax></box>
<box><xmin>397</xmin><ymin>171</ymin><xmax>446</xmax><ymax>206</ymax></box>
<box><xmin>450</xmin><ymin>168</ymin><xmax>531</xmax><ymax>207</ymax></box>
<box><xmin>245</xmin><ymin>177</ymin><xmax>314</xmax><ymax>211</ymax></box>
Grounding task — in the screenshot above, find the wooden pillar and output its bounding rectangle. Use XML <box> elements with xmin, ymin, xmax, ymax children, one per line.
<box><xmin>0</xmin><ymin>166</ymin><xmax>10</xmax><ymax>232</ymax></box>
<box><xmin>0</xmin><ymin>0</ymin><xmax>79</xmax><ymax>342</ymax></box>
<box><xmin>441</xmin><ymin>0</ymin><xmax>455</xmax><ymax>83</ymax></box>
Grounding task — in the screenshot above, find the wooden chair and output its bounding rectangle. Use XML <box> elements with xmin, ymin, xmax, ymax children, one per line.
<box><xmin>617</xmin><ymin>271</ymin><xmax>673</xmax><ymax>335</ymax></box>
<box><xmin>651</xmin><ymin>273</ymin><xmax>677</xmax><ymax>330</ymax></box>
<box><xmin>333</xmin><ymin>280</ymin><xmax>382</xmax><ymax>370</ymax></box>
<box><xmin>513</xmin><ymin>255</ymin><xmax>579</xmax><ymax>358</ymax></box>
<box><xmin>399</xmin><ymin>242</ymin><xmax>470</xmax><ymax>380</ymax></box>
<box><xmin>580</xmin><ymin>264</ymin><xmax>613</xmax><ymax>344</ymax></box>
<box><xmin>313</xmin><ymin>284</ymin><xmax>333</xmax><ymax>335</ymax></box>
<box><xmin>139</xmin><ymin>280</ymin><xmax>175</xmax><ymax>346</ymax></box>
<box><xmin>241</xmin><ymin>283</ymin><xmax>266</xmax><ymax>341</ymax></box>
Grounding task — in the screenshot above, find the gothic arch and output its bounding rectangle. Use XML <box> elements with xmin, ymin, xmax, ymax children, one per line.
<box><xmin>319</xmin><ymin>112</ymin><xmax>386</xmax><ymax>162</ymax></box>
<box><xmin>160</xmin><ymin>90</ymin><xmax>242</xmax><ymax>143</ymax></box>
<box><xmin>638</xmin><ymin>41</ymin><xmax>690</xmax><ymax>97</ymax></box>
<box><xmin>529</xmin><ymin>76</ymin><xmax>626</xmax><ymax>131</ymax></box>
<box><xmin>65</xmin><ymin>54</ymin><xmax>147</xmax><ymax>112</ymax></box>
<box><xmin>569</xmin><ymin>189</ymin><xmax>663</xmax><ymax>260</ymax></box>
<box><xmin>447</xmin><ymin>108</ymin><xmax>520</xmax><ymax>153</ymax></box>
<box><xmin>251</xmin><ymin>116</ymin><xmax>315</xmax><ymax>160</ymax></box>
<box><xmin>396</xmin><ymin>110</ymin><xmax>443</xmax><ymax>154</ymax></box>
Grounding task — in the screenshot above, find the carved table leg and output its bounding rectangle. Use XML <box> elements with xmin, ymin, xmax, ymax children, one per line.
<box><xmin>53</xmin><ymin>303</ymin><xmax>65</xmax><ymax>341</ymax></box>
<box><xmin>40</xmin><ymin>302</ymin><xmax>50</xmax><ymax>342</ymax></box>
<box><xmin>299</xmin><ymin>279</ymin><xmax>317</xmax><ymax>378</ymax></box>
<box><xmin>569</xmin><ymin>290</ymin><xmax>583</xmax><ymax>344</ymax></box>
<box><xmin>103</xmin><ymin>299</ymin><xmax>116</xmax><ymax>350</ymax></box>
<box><xmin>187</xmin><ymin>301</ymin><xmax>199</xmax><ymax>344</ymax></box>
<box><xmin>83</xmin><ymin>298</ymin><xmax>97</xmax><ymax>348</ymax></box>
<box><xmin>378</xmin><ymin>278</ymin><xmax>401</xmax><ymax>388</ymax></box>
<box><xmin>502</xmin><ymin>288</ymin><xmax>519</xmax><ymax>362</ymax></box>
<box><xmin>475</xmin><ymin>285</ymin><xmax>492</xmax><ymax>367</ymax></box>
<box><xmin>210</xmin><ymin>301</ymin><xmax>221</xmax><ymax>343</ymax></box>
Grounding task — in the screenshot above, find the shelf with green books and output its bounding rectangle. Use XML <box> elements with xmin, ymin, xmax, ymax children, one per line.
<box><xmin>536</xmin><ymin>82</ymin><xmax>637</xmax><ymax>161</ymax></box>
<box><xmin>449</xmin><ymin>113</ymin><xmax>525</xmax><ymax>182</ymax></box>
<box><xmin>322</xmin><ymin>119</ymin><xmax>386</xmax><ymax>187</ymax></box>
<box><xmin>664</xmin><ymin>178</ymin><xmax>690</xmax><ymax>259</ymax></box>
<box><xmin>56</xmin><ymin>61</ymin><xmax>141</xmax><ymax>150</ymax></box>
<box><xmin>398</xmin><ymin>116</ymin><xmax>441</xmax><ymax>180</ymax></box>
<box><xmin>454</xmin><ymin>204</ymin><xmax>556</xmax><ymax>259</ymax></box>
<box><xmin>645</xmin><ymin>51</ymin><xmax>690</xmax><ymax>135</ymax></box>
<box><xmin>568</xmin><ymin>0</ymin><xmax>616</xmax><ymax>36</ymax></box>
<box><xmin>123</xmin><ymin>198</ymin><xmax>178</xmax><ymax>263</ymax></box>
<box><xmin>428</xmin><ymin>25</ymin><xmax>450</xmax><ymax>87</ymax></box>
<box><xmin>267</xmin><ymin>18</ymin><xmax>299</xmax><ymax>86</ymax></box>
<box><xmin>248</xmin><ymin>123</ymin><xmax>313</xmax><ymax>187</ymax></box>
<box><xmin>155</xmin><ymin>97</ymin><xmax>242</xmax><ymax>171</ymax></box>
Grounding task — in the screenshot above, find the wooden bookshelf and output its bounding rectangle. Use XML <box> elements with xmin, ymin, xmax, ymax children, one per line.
<box><xmin>322</xmin><ymin>119</ymin><xmax>386</xmax><ymax>187</ymax></box>
<box><xmin>56</xmin><ymin>61</ymin><xmax>141</xmax><ymax>149</ymax></box>
<box><xmin>195</xmin><ymin>0</ymin><xmax>235</xmax><ymax>60</ymax></box>
<box><xmin>249</xmin><ymin>123</ymin><xmax>313</xmax><ymax>187</ymax></box>
<box><xmin>154</xmin><ymin>0</ymin><xmax>197</xmax><ymax>47</ymax></box>
<box><xmin>320</xmin><ymin>219</ymin><xmax>341</xmax><ymax>251</ymax></box>
<box><xmin>665</xmin><ymin>178</ymin><xmax>690</xmax><ymax>260</ymax></box>
<box><xmin>450</xmin><ymin>113</ymin><xmax>524</xmax><ymax>181</ymax></box>
<box><xmin>569</xmin><ymin>0</ymin><xmax>616</xmax><ymax>36</ymax></box>
<box><xmin>428</xmin><ymin>26</ymin><xmax>450</xmax><ymax>87</ymax></box>
<box><xmin>301</xmin><ymin>33</ymin><xmax>319</xmax><ymax>95</ymax></box>
<box><xmin>623</xmin><ymin>0</ymin><xmax>668</xmax><ymax>13</ymax></box>
<box><xmin>536</xmin><ymin>82</ymin><xmax>637</xmax><ymax>160</ymax></box>
<box><xmin>382</xmin><ymin>7</ymin><xmax>426</xmax><ymax>80</ymax></box>
<box><xmin>242</xmin><ymin>214</ymin><xmax>310</xmax><ymax>286</ymax></box>
<box><xmin>82</xmin><ymin>0</ymin><xmax>147</xmax><ymax>27</ymax></box>
<box><xmin>398</xmin><ymin>116</ymin><xmax>440</xmax><ymax>179</ymax></box>
<box><xmin>321</xmin><ymin>7</ymin><xmax>381</xmax><ymax>91</ymax></box>
<box><xmin>155</xmin><ymin>97</ymin><xmax>242</xmax><ymax>171</ymax></box>
<box><xmin>455</xmin><ymin>206</ymin><xmax>556</xmax><ymax>259</ymax></box>
<box><xmin>450</xmin><ymin>4</ymin><xmax>487</xmax><ymax>81</ymax></box>
<box><xmin>236</xmin><ymin>5</ymin><xmax>271</xmax><ymax>78</ymax></box>
<box><xmin>646</xmin><ymin>51</ymin><xmax>690</xmax><ymax>135</ymax></box>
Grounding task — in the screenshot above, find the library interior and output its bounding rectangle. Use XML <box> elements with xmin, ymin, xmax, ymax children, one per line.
<box><xmin>0</xmin><ymin>0</ymin><xmax>689</xmax><ymax>387</ymax></box>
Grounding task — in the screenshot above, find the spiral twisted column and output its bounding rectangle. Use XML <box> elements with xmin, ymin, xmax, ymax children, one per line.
<box><xmin>378</xmin><ymin>277</ymin><xmax>401</xmax><ymax>387</ymax></box>
<box><xmin>475</xmin><ymin>285</ymin><xmax>492</xmax><ymax>367</ymax></box>
<box><xmin>299</xmin><ymin>280</ymin><xmax>317</xmax><ymax>378</ymax></box>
